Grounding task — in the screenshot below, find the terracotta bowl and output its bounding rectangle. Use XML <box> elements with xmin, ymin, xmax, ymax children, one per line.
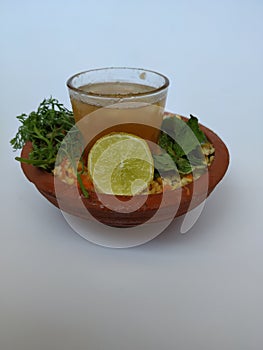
<box><xmin>20</xmin><ymin>114</ymin><xmax>229</xmax><ymax>227</ymax></box>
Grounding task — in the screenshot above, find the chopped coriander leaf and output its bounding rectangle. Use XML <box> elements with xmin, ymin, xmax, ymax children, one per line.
<box><xmin>176</xmin><ymin>157</ymin><xmax>193</xmax><ymax>174</ymax></box>
<box><xmin>188</xmin><ymin>114</ymin><xmax>207</xmax><ymax>143</ymax></box>
<box><xmin>156</xmin><ymin>115</ymin><xmax>208</xmax><ymax>175</ymax></box>
<box><xmin>153</xmin><ymin>153</ymin><xmax>177</xmax><ymax>173</ymax></box>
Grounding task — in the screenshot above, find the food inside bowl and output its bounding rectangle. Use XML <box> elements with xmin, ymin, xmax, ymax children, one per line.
<box><xmin>10</xmin><ymin>98</ymin><xmax>215</xmax><ymax>197</ymax></box>
<box><xmin>53</xmin><ymin>138</ymin><xmax>215</xmax><ymax>195</ymax></box>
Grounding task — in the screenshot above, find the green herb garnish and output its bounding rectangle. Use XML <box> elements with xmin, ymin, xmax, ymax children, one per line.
<box><xmin>187</xmin><ymin>114</ymin><xmax>208</xmax><ymax>144</ymax></box>
<box><xmin>10</xmin><ymin>97</ymin><xmax>75</xmax><ymax>171</ymax></box>
<box><xmin>153</xmin><ymin>115</ymin><xmax>208</xmax><ymax>175</ymax></box>
<box><xmin>10</xmin><ymin>97</ymin><xmax>89</xmax><ymax>197</ymax></box>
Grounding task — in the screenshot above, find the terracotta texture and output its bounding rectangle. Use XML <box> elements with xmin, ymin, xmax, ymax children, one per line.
<box><xmin>20</xmin><ymin>115</ymin><xmax>229</xmax><ymax>227</ymax></box>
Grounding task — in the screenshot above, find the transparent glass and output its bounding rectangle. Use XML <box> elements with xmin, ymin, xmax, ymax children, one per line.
<box><xmin>67</xmin><ymin>67</ymin><xmax>169</xmax><ymax>151</ymax></box>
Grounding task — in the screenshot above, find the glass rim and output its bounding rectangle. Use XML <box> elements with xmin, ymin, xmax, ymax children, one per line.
<box><xmin>66</xmin><ymin>67</ymin><xmax>170</xmax><ymax>98</ymax></box>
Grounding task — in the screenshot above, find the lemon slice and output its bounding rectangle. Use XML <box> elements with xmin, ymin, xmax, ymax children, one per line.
<box><xmin>88</xmin><ymin>133</ymin><xmax>131</xmax><ymax>178</ymax></box>
<box><xmin>88</xmin><ymin>133</ymin><xmax>154</xmax><ymax>195</ymax></box>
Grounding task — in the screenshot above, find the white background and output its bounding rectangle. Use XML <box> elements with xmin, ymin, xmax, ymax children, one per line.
<box><xmin>1</xmin><ymin>0</ymin><xmax>263</xmax><ymax>349</ymax></box>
